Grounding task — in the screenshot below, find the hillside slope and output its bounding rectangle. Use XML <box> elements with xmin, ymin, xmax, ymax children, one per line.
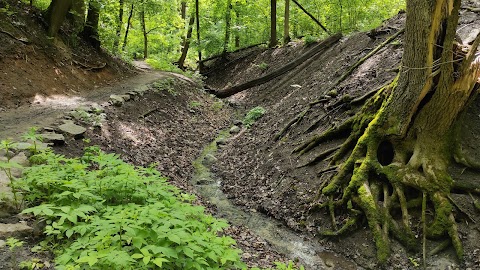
<box><xmin>206</xmin><ymin>4</ymin><xmax>480</xmax><ymax>269</ymax></box>
<box><xmin>0</xmin><ymin>0</ymin><xmax>133</xmax><ymax>109</ymax></box>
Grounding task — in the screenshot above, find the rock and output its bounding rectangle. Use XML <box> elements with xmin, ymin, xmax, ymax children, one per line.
<box><xmin>134</xmin><ymin>85</ymin><xmax>149</xmax><ymax>96</ymax></box>
<box><xmin>203</xmin><ymin>154</ymin><xmax>217</xmax><ymax>165</ymax></box>
<box><xmin>0</xmin><ymin>149</ymin><xmax>15</xmax><ymax>159</ymax></box>
<box><xmin>90</xmin><ymin>103</ymin><xmax>104</xmax><ymax>113</ymax></box>
<box><xmin>120</xmin><ymin>94</ymin><xmax>131</xmax><ymax>102</ymax></box>
<box><xmin>110</xmin><ymin>95</ymin><xmax>125</xmax><ymax>106</ymax></box>
<box><xmin>216</xmin><ymin>138</ymin><xmax>227</xmax><ymax>146</ymax></box>
<box><xmin>58</xmin><ymin>123</ymin><xmax>86</xmax><ymax>139</ymax></box>
<box><xmin>40</xmin><ymin>133</ymin><xmax>65</xmax><ymax>145</ymax></box>
<box><xmin>70</xmin><ymin>110</ymin><xmax>90</xmax><ymax>121</ymax></box>
<box><xmin>0</xmin><ymin>222</ymin><xmax>33</xmax><ymax>238</ymax></box>
<box><xmin>230</xmin><ymin>125</ymin><xmax>241</xmax><ymax>134</ymax></box>
<box><xmin>0</xmin><ymin>239</ymin><xmax>5</xmax><ymax>248</ymax></box>
<box><xmin>42</xmin><ymin>126</ymin><xmax>55</xmax><ymax>132</ymax></box>
<box><xmin>11</xmin><ymin>153</ymin><xmax>29</xmax><ymax>167</ymax></box>
<box><xmin>196</xmin><ymin>177</ymin><xmax>214</xmax><ymax>185</ymax></box>
<box><xmin>13</xmin><ymin>142</ymin><xmax>32</xmax><ymax>151</ymax></box>
<box><xmin>233</xmin><ymin>119</ymin><xmax>243</xmax><ymax>126</ymax></box>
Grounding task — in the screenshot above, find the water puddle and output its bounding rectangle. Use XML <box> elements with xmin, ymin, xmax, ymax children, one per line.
<box><xmin>191</xmin><ymin>130</ymin><xmax>361</xmax><ymax>270</ymax></box>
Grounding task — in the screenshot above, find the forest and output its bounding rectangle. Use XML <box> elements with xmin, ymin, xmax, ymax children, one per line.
<box><xmin>1</xmin><ymin>0</ymin><xmax>480</xmax><ymax>269</ymax></box>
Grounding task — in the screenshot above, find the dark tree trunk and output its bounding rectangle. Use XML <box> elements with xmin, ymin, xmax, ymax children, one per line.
<box><xmin>140</xmin><ymin>6</ymin><xmax>147</xmax><ymax>59</ymax></box>
<box><xmin>284</xmin><ymin>0</ymin><xmax>290</xmax><ymax>43</ymax></box>
<box><xmin>269</xmin><ymin>0</ymin><xmax>277</xmax><ymax>47</ymax></box>
<box><xmin>113</xmin><ymin>0</ymin><xmax>124</xmax><ymax>53</ymax></box>
<box><xmin>195</xmin><ymin>0</ymin><xmax>203</xmax><ymax>71</ymax></box>
<box><xmin>234</xmin><ymin>4</ymin><xmax>240</xmax><ymax>48</ymax></box>
<box><xmin>178</xmin><ymin>12</ymin><xmax>195</xmax><ymax>69</ymax></box>
<box><xmin>180</xmin><ymin>1</ymin><xmax>186</xmax><ymax>19</ymax></box>
<box><xmin>291</xmin><ymin>0</ymin><xmax>329</xmax><ymax>34</ymax></box>
<box><xmin>82</xmin><ymin>0</ymin><xmax>101</xmax><ymax>49</ymax></box>
<box><xmin>45</xmin><ymin>0</ymin><xmax>72</xmax><ymax>37</ymax></box>
<box><xmin>223</xmin><ymin>0</ymin><xmax>233</xmax><ymax>53</ymax></box>
<box><xmin>122</xmin><ymin>3</ymin><xmax>134</xmax><ymax>52</ymax></box>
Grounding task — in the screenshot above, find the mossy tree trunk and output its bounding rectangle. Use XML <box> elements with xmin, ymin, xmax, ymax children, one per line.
<box><xmin>122</xmin><ymin>3</ymin><xmax>134</xmax><ymax>52</ymax></box>
<box><xmin>178</xmin><ymin>12</ymin><xmax>195</xmax><ymax>69</ymax></box>
<box><xmin>140</xmin><ymin>5</ymin><xmax>148</xmax><ymax>59</ymax></box>
<box><xmin>45</xmin><ymin>0</ymin><xmax>84</xmax><ymax>37</ymax></box>
<box><xmin>312</xmin><ymin>0</ymin><xmax>480</xmax><ymax>264</ymax></box>
<box><xmin>284</xmin><ymin>0</ymin><xmax>290</xmax><ymax>44</ymax></box>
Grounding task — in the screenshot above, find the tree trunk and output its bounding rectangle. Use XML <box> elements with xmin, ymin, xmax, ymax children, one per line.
<box><xmin>223</xmin><ymin>0</ymin><xmax>233</xmax><ymax>54</ymax></box>
<box><xmin>195</xmin><ymin>0</ymin><xmax>203</xmax><ymax>71</ymax></box>
<box><xmin>234</xmin><ymin>5</ymin><xmax>240</xmax><ymax>48</ymax></box>
<box><xmin>113</xmin><ymin>0</ymin><xmax>124</xmax><ymax>53</ymax></box>
<box><xmin>122</xmin><ymin>3</ymin><xmax>134</xmax><ymax>52</ymax></box>
<box><xmin>82</xmin><ymin>0</ymin><xmax>101</xmax><ymax>49</ymax></box>
<box><xmin>284</xmin><ymin>0</ymin><xmax>290</xmax><ymax>44</ymax></box>
<box><xmin>45</xmin><ymin>0</ymin><xmax>72</xmax><ymax>37</ymax></box>
<box><xmin>180</xmin><ymin>1</ymin><xmax>186</xmax><ymax>20</ymax></box>
<box><xmin>311</xmin><ymin>0</ymin><xmax>480</xmax><ymax>264</ymax></box>
<box><xmin>269</xmin><ymin>0</ymin><xmax>277</xmax><ymax>47</ymax></box>
<box><xmin>177</xmin><ymin>12</ymin><xmax>195</xmax><ymax>69</ymax></box>
<box><xmin>140</xmin><ymin>4</ymin><xmax>147</xmax><ymax>59</ymax></box>
<box><xmin>291</xmin><ymin>0</ymin><xmax>329</xmax><ymax>34</ymax></box>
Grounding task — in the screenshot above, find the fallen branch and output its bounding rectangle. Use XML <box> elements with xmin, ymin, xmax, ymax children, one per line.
<box><xmin>0</xmin><ymin>29</ymin><xmax>29</xmax><ymax>44</ymax></box>
<box><xmin>209</xmin><ymin>33</ymin><xmax>342</xmax><ymax>98</ymax></box>
<box><xmin>72</xmin><ymin>59</ymin><xmax>107</xmax><ymax>71</ymax></box>
<box><xmin>291</xmin><ymin>0</ymin><xmax>330</xmax><ymax>35</ymax></box>
<box><xmin>200</xmin><ymin>42</ymin><xmax>266</xmax><ymax>64</ymax></box>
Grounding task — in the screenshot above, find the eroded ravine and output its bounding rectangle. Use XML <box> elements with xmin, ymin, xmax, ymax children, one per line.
<box><xmin>191</xmin><ymin>128</ymin><xmax>360</xmax><ymax>270</ymax></box>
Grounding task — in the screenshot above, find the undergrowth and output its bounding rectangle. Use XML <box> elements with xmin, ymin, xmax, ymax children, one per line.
<box><xmin>243</xmin><ymin>107</ymin><xmax>266</xmax><ymax>128</ymax></box>
<box><xmin>17</xmin><ymin>146</ymin><xmax>245</xmax><ymax>269</ymax></box>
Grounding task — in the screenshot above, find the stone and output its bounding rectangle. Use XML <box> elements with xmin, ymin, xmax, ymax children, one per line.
<box><xmin>39</xmin><ymin>133</ymin><xmax>65</xmax><ymax>145</ymax></box>
<box><xmin>42</xmin><ymin>126</ymin><xmax>55</xmax><ymax>132</ymax></box>
<box><xmin>0</xmin><ymin>239</ymin><xmax>5</xmax><ymax>248</ymax></box>
<box><xmin>203</xmin><ymin>154</ymin><xmax>217</xmax><ymax>165</ymax></box>
<box><xmin>58</xmin><ymin>123</ymin><xmax>86</xmax><ymax>139</ymax></box>
<box><xmin>120</xmin><ymin>94</ymin><xmax>131</xmax><ymax>102</ymax></box>
<box><xmin>216</xmin><ymin>138</ymin><xmax>227</xmax><ymax>146</ymax></box>
<box><xmin>90</xmin><ymin>103</ymin><xmax>104</xmax><ymax>114</ymax></box>
<box><xmin>0</xmin><ymin>149</ymin><xmax>15</xmax><ymax>159</ymax></box>
<box><xmin>0</xmin><ymin>222</ymin><xmax>33</xmax><ymax>238</ymax></box>
<box><xmin>233</xmin><ymin>119</ymin><xmax>243</xmax><ymax>126</ymax></box>
<box><xmin>13</xmin><ymin>142</ymin><xmax>32</xmax><ymax>151</ymax></box>
<box><xmin>11</xmin><ymin>153</ymin><xmax>29</xmax><ymax>167</ymax></box>
<box><xmin>229</xmin><ymin>125</ymin><xmax>241</xmax><ymax>134</ymax></box>
<box><xmin>134</xmin><ymin>85</ymin><xmax>149</xmax><ymax>95</ymax></box>
<box><xmin>110</xmin><ymin>95</ymin><xmax>125</xmax><ymax>106</ymax></box>
<box><xmin>70</xmin><ymin>110</ymin><xmax>90</xmax><ymax>121</ymax></box>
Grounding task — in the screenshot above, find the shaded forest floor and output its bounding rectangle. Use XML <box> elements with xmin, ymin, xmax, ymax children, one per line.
<box><xmin>2</xmin><ymin>0</ymin><xmax>480</xmax><ymax>269</ymax></box>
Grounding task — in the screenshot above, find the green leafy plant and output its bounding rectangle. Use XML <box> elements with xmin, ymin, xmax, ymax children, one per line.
<box><xmin>211</xmin><ymin>101</ymin><xmax>224</xmax><ymax>111</ymax></box>
<box><xmin>0</xmin><ymin>139</ymin><xmax>23</xmax><ymax>208</ymax></box>
<box><xmin>21</xmin><ymin>127</ymin><xmax>43</xmax><ymax>154</ymax></box>
<box><xmin>243</xmin><ymin>106</ymin><xmax>266</xmax><ymax>128</ymax></box>
<box><xmin>303</xmin><ymin>35</ymin><xmax>318</xmax><ymax>45</ymax></box>
<box><xmin>257</xmin><ymin>62</ymin><xmax>269</xmax><ymax>71</ymax></box>
<box><xmin>251</xmin><ymin>261</ymin><xmax>304</xmax><ymax>270</ymax></box>
<box><xmin>152</xmin><ymin>78</ymin><xmax>177</xmax><ymax>96</ymax></box>
<box><xmin>18</xmin><ymin>147</ymin><xmax>245</xmax><ymax>269</ymax></box>
<box><xmin>19</xmin><ymin>258</ymin><xmax>47</xmax><ymax>270</ymax></box>
<box><xmin>6</xmin><ymin>237</ymin><xmax>24</xmax><ymax>268</ymax></box>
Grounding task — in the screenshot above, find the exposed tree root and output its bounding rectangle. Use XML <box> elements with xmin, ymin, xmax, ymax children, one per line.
<box><xmin>0</xmin><ymin>29</ymin><xmax>30</xmax><ymax>44</ymax></box>
<box><xmin>274</xmin><ymin>29</ymin><xmax>403</xmax><ymax>142</ymax></box>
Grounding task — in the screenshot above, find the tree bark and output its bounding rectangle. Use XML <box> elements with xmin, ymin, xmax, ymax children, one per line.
<box><xmin>45</xmin><ymin>0</ymin><xmax>73</xmax><ymax>37</ymax></box>
<box><xmin>195</xmin><ymin>0</ymin><xmax>203</xmax><ymax>71</ymax></box>
<box><xmin>284</xmin><ymin>0</ymin><xmax>290</xmax><ymax>44</ymax></box>
<box><xmin>312</xmin><ymin>0</ymin><xmax>480</xmax><ymax>263</ymax></box>
<box><xmin>234</xmin><ymin>3</ymin><xmax>240</xmax><ymax>48</ymax></box>
<box><xmin>177</xmin><ymin>12</ymin><xmax>195</xmax><ymax>69</ymax></box>
<box><xmin>82</xmin><ymin>0</ymin><xmax>101</xmax><ymax>49</ymax></box>
<box><xmin>113</xmin><ymin>0</ymin><xmax>124</xmax><ymax>53</ymax></box>
<box><xmin>140</xmin><ymin>4</ymin><xmax>147</xmax><ymax>59</ymax></box>
<box><xmin>223</xmin><ymin>0</ymin><xmax>233</xmax><ymax>53</ymax></box>
<box><xmin>269</xmin><ymin>0</ymin><xmax>277</xmax><ymax>47</ymax></box>
<box><xmin>122</xmin><ymin>3</ymin><xmax>134</xmax><ymax>52</ymax></box>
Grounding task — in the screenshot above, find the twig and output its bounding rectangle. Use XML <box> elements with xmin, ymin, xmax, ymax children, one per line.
<box><xmin>0</xmin><ymin>29</ymin><xmax>29</xmax><ymax>44</ymax></box>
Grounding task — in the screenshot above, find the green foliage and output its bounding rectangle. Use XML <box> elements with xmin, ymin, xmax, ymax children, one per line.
<box><xmin>257</xmin><ymin>62</ymin><xmax>269</xmax><ymax>71</ymax></box>
<box><xmin>6</xmin><ymin>237</ymin><xmax>24</xmax><ymax>251</ymax></box>
<box><xmin>152</xmin><ymin>78</ymin><xmax>177</xmax><ymax>96</ymax></box>
<box><xmin>243</xmin><ymin>106</ymin><xmax>266</xmax><ymax>128</ymax></box>
<box><xmin>18</xmin><ymin>147</ymin><xmax>245</xmax><ymax>269</ymax></box>
<box><xmin>19</xmin><ymin>258</ymin><xmax>47</xmax><ymax>270</ymax></box>
<box><xmin>21</xmin><ymin>127</ymin><xmax>42</xmax><ymax>154</ymax></box>
<box><xmin>252</xmin><ymin>261</ymin><xmax>304</xmax><ymax>270</ymax></box>
<box><xmin>303</xmin><ymin>35</ymin><xmax>317</xmax><ymax>46</ymax></box>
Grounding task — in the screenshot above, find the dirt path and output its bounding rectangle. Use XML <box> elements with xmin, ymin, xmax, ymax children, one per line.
<box><xmin>0</xmin><ymin>71</ymin><xmax>171</xmax><ymax>139</ymax></box>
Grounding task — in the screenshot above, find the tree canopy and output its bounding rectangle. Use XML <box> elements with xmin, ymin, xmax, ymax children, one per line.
<box><xmin>30</xmin><ymin>0</ymin><xmax>405</xmax><ymax>70</ymax></box>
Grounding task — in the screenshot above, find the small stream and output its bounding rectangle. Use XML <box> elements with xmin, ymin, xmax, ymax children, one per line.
<box><xmin>191</xmin><ymin>129</ymin><xmax>361</xmax><ymax>270</ymax></box>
